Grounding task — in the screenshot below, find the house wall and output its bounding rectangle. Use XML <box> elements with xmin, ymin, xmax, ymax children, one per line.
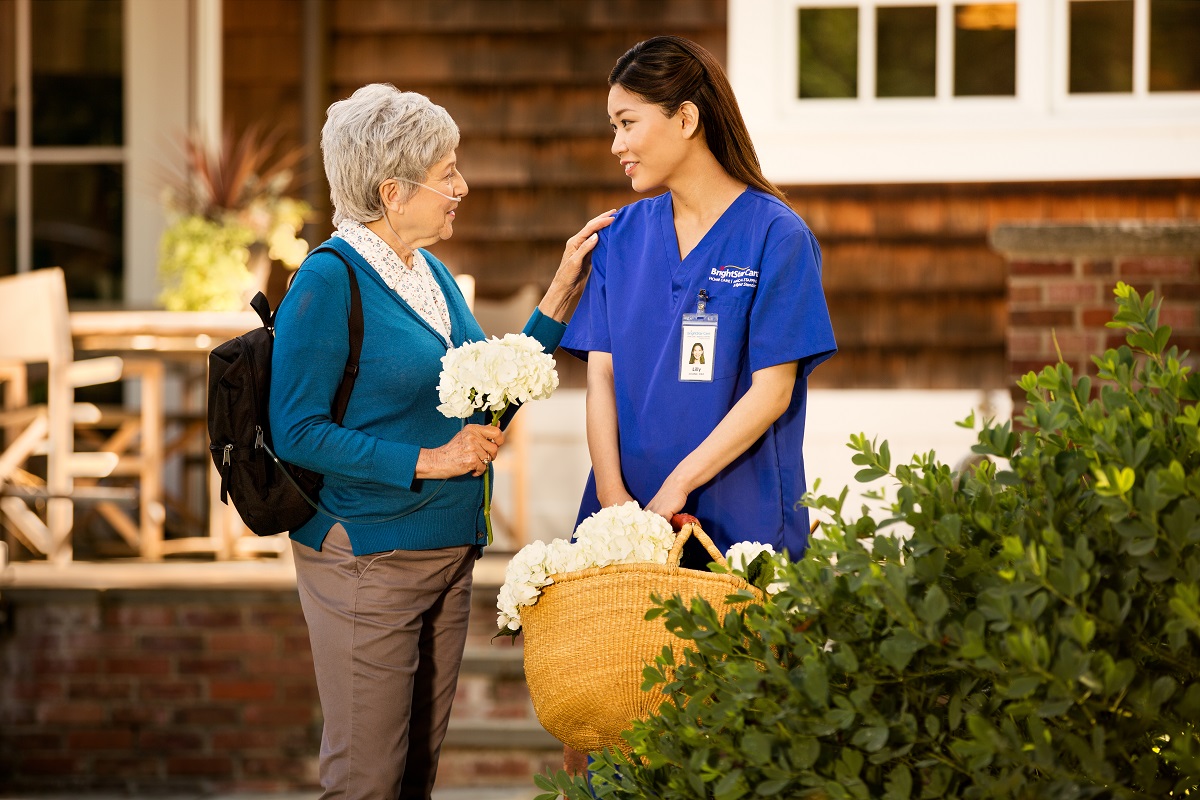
<box><xmin>220</xmin><ymin>1</ymin><xmax>1200</xmax><ymax>392</ymax></box>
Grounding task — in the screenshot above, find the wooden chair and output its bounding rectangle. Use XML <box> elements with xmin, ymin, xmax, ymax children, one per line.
<box><xmin>0</xmin><ymin>268</ymin><xmax>162</xmax><ymax>563</ymax></box>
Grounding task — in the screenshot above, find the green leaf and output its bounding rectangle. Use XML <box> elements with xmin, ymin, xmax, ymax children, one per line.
<box><xmin>883</xmin><ymin>763</ymin><xmax>913</xmax><ymax>800</ymax></box>
<box><xmin>852</xmin><ymin>725</ymin><xmax>889</xmax><ymax>752</ymax></box>
<box><xmin>920</xmin><ymin>585</ymin><xmax>950</xmax><ymax>624</ymax></box>
<box><xmin>880</xmin><ymin>629</ymin><xmax>927</xmax><ymax>671</ymax></box>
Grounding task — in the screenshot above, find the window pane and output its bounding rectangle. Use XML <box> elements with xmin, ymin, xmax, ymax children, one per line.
<box><xmin>0</xmin><ymin>0</ymin><xmax>13</xmax><ymax>146</ymax></box>
<box><xmin>877</xmin><ymin>6</ymin><xmax>937</xmax><ymax>98</ymax></box>
<box><xmin>0</xmin><ymin>164</ymin><xmax>13</xmax><ymax>277</ymax></box>
<box><xmin>31</xmin><ymin>0</ymin><xmax>123</xmax><ymax>146</ymax></box>
<box><xmin>799</xmin><ymin>7</ymin><xmax>858</xmax><ymax>98</ymax></box>
<box><xmin>954</xmin><ymin>3</ymin><xmax>1018</xmax><ymax>96</ymax></box>
<box><xmin>1069</xmin><ymin>0</ymin><xmax>1134</xmax><ymax>93</ymax></box>
<box><xmin>33</xmin><ymin>163</ymin><xmax>123</xmax><ymax>301</ymax></box>
<box><xmin>1150</xmin><ymin>0</ymin><xmax>1200</xmax><ymax>92</ymax></box>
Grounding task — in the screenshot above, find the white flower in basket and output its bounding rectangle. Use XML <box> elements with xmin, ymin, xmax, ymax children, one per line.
<box><xmin>497</xmin><ymin>502</ymin><xmax>675</xmax><ymax>633</ymax></box>
<box><xmin>436</xmin><ymin>333</ymin><xmax>559</xmax><ymax>544</ymax></box>
<box><xmin>496</xmin><ymin>503</ymin><xmax>788</xmax><ymax>635</ymax></box>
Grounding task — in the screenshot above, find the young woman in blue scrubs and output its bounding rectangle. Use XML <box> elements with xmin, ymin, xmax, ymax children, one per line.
<box><xmin>562</xmin><ymin>35</ymin><xmax>837</xmax><ymax>565</ymax></box>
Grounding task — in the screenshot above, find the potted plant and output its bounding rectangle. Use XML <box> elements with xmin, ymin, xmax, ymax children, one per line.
<box><xmin>157</xmin><ymin>125</ymin><xmax>311</xmax><ymax>311</ymax></box>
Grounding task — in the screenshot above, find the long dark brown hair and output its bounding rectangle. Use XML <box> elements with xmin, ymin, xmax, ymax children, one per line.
<box><xmin>609</xmin><ymin>35</ymin><xmax>787</xmax><ymax>204</ymax></box>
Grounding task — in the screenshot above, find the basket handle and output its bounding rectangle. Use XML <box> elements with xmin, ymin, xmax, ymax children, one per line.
<box><xmin>667</xmin><ymin>514</ymin><xmax>726</xmax><ymax>568</ymax></box>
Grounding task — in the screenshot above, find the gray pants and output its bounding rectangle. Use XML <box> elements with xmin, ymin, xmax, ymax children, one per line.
<box><xmin>293</xmin><ymin>524</ymin><xmax>474</xmax><ymax>800</ymax></box>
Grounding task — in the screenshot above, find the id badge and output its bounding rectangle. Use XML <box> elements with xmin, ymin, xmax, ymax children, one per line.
<box><xmin>680</xmin><ymin>290</ymin><xmax>718</xmax><ymax>382</ymax></box>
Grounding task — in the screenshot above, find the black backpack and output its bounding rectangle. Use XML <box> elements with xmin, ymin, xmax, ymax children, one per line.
<box><xmin>207</xmin><ymin>247</ymin><xmax>363</xmax><ymax>536</ymax></box>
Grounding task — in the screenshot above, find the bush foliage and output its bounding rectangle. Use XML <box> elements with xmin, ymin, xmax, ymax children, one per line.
<box><xmin>538</xmin><ymin>283</ymin><xmax>1200</xmax><ymax>800</ymax></box>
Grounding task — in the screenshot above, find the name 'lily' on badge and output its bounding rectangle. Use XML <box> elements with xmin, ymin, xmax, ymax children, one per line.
<box><xmin>709</xmin><ymin>265</ymin><xmax>759</xmax><ymax>288</ymax></box>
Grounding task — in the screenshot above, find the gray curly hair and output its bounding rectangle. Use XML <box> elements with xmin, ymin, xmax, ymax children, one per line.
<box><xmin>321</xmin><ymin>84</ymin><xmax>460</xmax><ymax>226</ymax></box>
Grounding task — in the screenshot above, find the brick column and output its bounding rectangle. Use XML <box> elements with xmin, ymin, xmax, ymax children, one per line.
<box><xmin>990</xmin><ymin>222</ymin><xmax>1200</xmax><ymax>412</ymax></box>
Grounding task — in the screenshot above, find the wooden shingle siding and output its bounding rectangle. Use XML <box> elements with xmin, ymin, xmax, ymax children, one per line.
<box><xmin>222</xmin><ymin>3</ymin><xmax>1200</xmax><ymax>392</ymax></box>
<box><xmin>791</xmin><ymin>180</ymin><xmax>1200</xmax><ymax>389</ymax></box>
<box><xmin>320</xmin><ymin>0</ymin><xmax>727</xmax><ymax>314</ymax></box>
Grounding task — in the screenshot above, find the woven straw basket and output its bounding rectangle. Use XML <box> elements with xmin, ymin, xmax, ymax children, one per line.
<box><xmin>519</xmin><ymin>516</ymin><xmax>763</xmax><ymax>753</ymax></box>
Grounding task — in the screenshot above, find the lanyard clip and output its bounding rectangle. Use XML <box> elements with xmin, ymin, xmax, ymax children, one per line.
<box><xmin>697</xmin><ymin>289</ymin><xmax>709</xmax><ymax>314</ymax></box>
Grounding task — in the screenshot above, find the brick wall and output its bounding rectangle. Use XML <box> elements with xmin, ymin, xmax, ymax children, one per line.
<box><xmin>0</xmin><ymin>566</ymin><xmax>557</xmax><ymax>792</ymax></box>
<box><xmin>0</xmin><ymin>588</ymin><xmax>320</xmax><ymax>792</ymax></box>
<box><xmin>991</xmin><ymin>222</ymin><xmax>1200</xmax><ymax>412</ymax></box>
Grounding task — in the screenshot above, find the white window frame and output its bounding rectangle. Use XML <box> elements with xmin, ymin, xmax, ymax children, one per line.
<box><xmin>2</xmin><ymin>0</ymin><xmax>216</xmax><ymax>306</ymax></box>
<box><xmin>728</xmin><ymin>0</ymin><xmax>1200</xmax><ymax>184</ymax></box>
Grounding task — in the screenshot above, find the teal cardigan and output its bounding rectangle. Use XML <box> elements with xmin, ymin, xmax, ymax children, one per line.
<box><xmin>270</xmin><ymin>236</ymin><xmax>565</xmax><ymax>555</ymax></box>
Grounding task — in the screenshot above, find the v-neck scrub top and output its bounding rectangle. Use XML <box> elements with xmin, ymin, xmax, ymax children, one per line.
<box><xmin>560</xmin><ymin>189</ymin><xmax>837</xmax><ymax>558</ymax></box>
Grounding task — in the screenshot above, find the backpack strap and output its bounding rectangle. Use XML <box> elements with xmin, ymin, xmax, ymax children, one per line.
<box><xmin>330</xmin><ymin>259</ymin><xmax>362</xmax><ymax>425</ymax></box>
<box><xmin>286</xmin><ymin>244</ymin><xmax>364</xmax><ymax>426</ymax></box>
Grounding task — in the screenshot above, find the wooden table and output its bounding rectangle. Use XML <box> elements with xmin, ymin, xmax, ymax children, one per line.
<box><xmin>69</xmin><ymin>310</ymin><xmax>271</xmax><ymax>560</ymax></box>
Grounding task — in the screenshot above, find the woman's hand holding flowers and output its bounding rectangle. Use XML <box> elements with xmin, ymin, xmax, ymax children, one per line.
<box><xmin>416</xmin><ymin>424</ymin><xmax>506</xmax><ymax>479</ymax></box>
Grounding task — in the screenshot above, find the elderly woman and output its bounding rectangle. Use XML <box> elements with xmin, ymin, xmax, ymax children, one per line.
<box><xmin>269</xmin><ymin>83</ymin><xmax>612</xmax><ymax>800</ymax></box>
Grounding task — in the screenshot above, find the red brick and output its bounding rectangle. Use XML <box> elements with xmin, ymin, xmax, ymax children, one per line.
<box><xmin>139</xmin><ymin>730</ymin><xmax>205</xmax><ymax>751</ymax></box>
<box><xmin>1006</xmin><ymin>331</ymin><xmax>1044</xmax><ymax>357</ymax></box>
<box><xmin>1050</xmin><ymin>331</ymin><xmax>1104</xmax><ymax>357</ymax></box>
<box><xmin>138</xmin><ymin>679</ymin><xmax>203</xmax><ymax>702</ymax></box>
<box><xmin>1045</xmin><ymin>281</ymin><xmax>1101</xmax><ymax>305</ymax></box>
<box><xmin>253</xmin><ymin>657</ymin><xmax>314</xmax><ymax>677</ymax></box>
<box><xmin>280</xmin><ymin>682</ymin><xmax>319</xmax><ymax>702</ymax></box>
<box><xmin>67</xmin><ymin>728</ymin><xmax>134</xmax><ymax>750</ymax></box>
<box><xmin>1011</xmin><ymin>260</ymin><xmax>1074</xmax><ymax>277</ymax></box>
<box><xmin>104</xmin><ymin>606</ymin><xmax>174</xmax><ymax>627</ymax></box>
<box><xmin>250</xmin><ymin>608</ymin><xmax>307</xmax><ymax>627</ymax></box>
<box><xmin>242</xmin><ymin>703</ymin><xmax>316</xmax><ymax>726</ymax></box>
<box><xmin>1161</xmin><ymin>281</ymin><xmax>1200</xmax><ymax>301</ymax></box>
<box><xmin>1118</xmin><ymin>256</ymin><xmax>1196</xmax><ymax>277</ymax></box>
<box><xmin>167</xmin><ymin>756</ymin><xmax>234</xmax><ymax>777</ymax></box>
<box><xmin>105</xmin><ymin>656</ymin><xmax>171</xmax><ymax>676</ymax></box>
<box><xmin>1081</xmin><ymin>307</ymin><xmax>1116</xmax><ymax>327</ymax></box>
<box><xmin>209</xmin><ymin>680</ymin><xmax>277</xmax><ymax>701</ymax></box>
<box><xmin>283</xmin><ymin>634</ymin><xmax>314</xmax><ymax>654</ymax></box>
<box><xmin>178</xmin><ymin>656</ymin><xmax>243</xmax><ymax>675</ymax></box>
<box><xmin>111</xmin><ymin>704</ymin><xmax>172</xmax><ymax>725</ymax></box>
<box><xmin>178</xmin><ymin>608</ymin><xmax>243</xmax><ymax>627</ymax></box>
<box><xmin>38</xmin><ymin>701</ymin><xmax>105</xmax><ymax>724</ymax></box>
<box><xmin>9</xmin><ymin>679</ymin><xmax>66</xmax><ymax>702</ymax></box>
<box><xmin>93</xmin><ymin>756</ymin><xmax>159</xmax><ymax>777</ymax></box>
<box><xmin>67</xmin><ymin>679</ymin><xmax>133</xmax><ymax>701</ymax></box>
<box><xmin>209</xmin><ymin>632</ymin><xmax>277</xmax><ymax>653</ymax></box>
<box><xmin>7</xmin><ymin>732</ymin><xmax>62</xmax><ymax>750</ymax></box>
<box><xmin>1159</xmin><ymin>305</ymin><xmax>1199</xmax><ymax>330</ymax></box>
<box><xmin>15</xmin><ymin>756</ymin><xmax>80</xmax><ymax>775</ymax></box>
<box><xmin>69</xmin><ymin>632</ymin><xmax>135</xmax><ymax>652</ymax></box>
<box><xmin>1010</xmin><ymin>309</ymin><xmax>1074</xmax><ymax>327</ymax></box>
<box><xmin>174</xmin><ymin>705</ymin><xmax>241</xmax><ymax>725</ymax></box>
<box><xmin>32</xmin><ymin>655</ymin><xmax>102</xmax><ymax>675</ymax></box>
<box><xmin>1082</xmin><ymin>260</ymin><xmax>1114</xmax><ymax>276</ymax></box>
<box><xmin>138</xmin><ymin>634</ymin><xmax>205</xmax><ymax>653</ymax></box>
<box><xmin>212</xmin><ymin>729</ymin><xmax>283</xmax><ymax>749</ymax></box>
<box><xmin>1008</xmin><ymin>284</ymin><xmax>1041</xmax><ymax>304</ymax></box>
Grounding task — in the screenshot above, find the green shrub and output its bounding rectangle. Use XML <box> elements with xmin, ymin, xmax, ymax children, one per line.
<box><xmin>538</xmin><ymin>283</ymin><xmax>1200</xmax><ymax>800</ymax></box>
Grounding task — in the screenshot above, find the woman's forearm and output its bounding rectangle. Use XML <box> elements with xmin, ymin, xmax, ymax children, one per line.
<box><xmin>656</xmin><ymin>361</ymin><xmax>799</xmax><ymax>504</ymax></box>
<box><xmin>585</xmin><ymin>353</ymin><xmax>632</xmax><ymax>506</ymax></box>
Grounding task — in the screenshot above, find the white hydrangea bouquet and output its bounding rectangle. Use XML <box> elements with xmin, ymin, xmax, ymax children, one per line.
<box><xmin>496</xmin><ymin>502</ymin><xmax>789</xmax><ymax>637</ymax></box>
<box><xmin>437</xmin><ymin>332</ymin><xmax>559</xmax><ymax>545</ymax></box>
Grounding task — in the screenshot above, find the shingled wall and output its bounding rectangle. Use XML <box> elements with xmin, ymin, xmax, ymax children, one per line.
<box><xmin>222</xmin><ymin>0</ymin><xmax>1200</xmax><ymax>392</ymax></box>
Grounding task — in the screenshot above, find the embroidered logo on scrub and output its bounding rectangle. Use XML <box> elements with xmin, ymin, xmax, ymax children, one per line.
<box><xmin>708</xmin><ymin>265</ymin><xmax>759</xmax><ymax>289</ymax></box>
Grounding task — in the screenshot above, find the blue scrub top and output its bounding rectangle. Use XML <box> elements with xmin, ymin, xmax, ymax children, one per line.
<box><xmin>561</xmin><ymin>188</ymin><xmax>837</xmax><ymax>558</ymax></box>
